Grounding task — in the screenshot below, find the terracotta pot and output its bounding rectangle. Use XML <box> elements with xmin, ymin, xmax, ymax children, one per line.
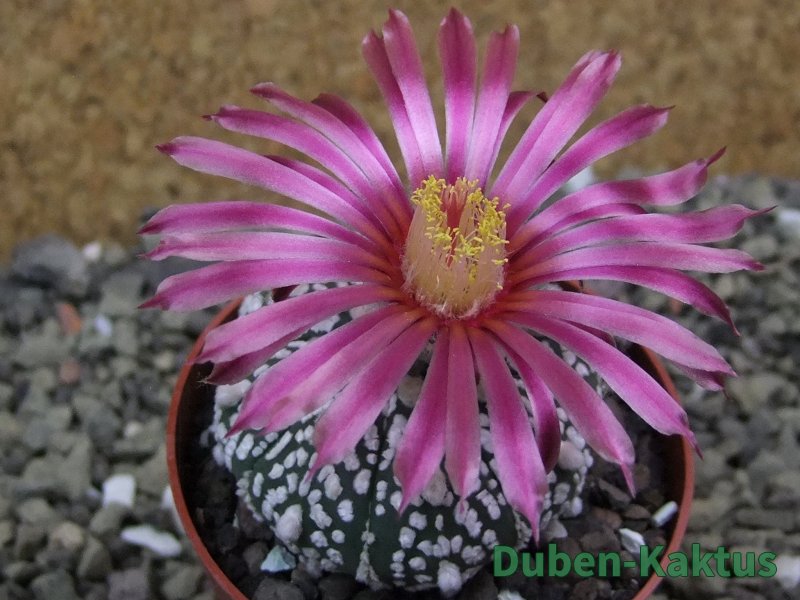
<box><xmin>167</xmin><ymin>299</ymin><xmax>694</xmax><ymax>600</ymax></box>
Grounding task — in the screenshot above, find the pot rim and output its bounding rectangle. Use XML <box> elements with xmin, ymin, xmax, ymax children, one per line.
<box><xmin>167</xmin><ymin>298</ymin><xmax>695</xmax><ymax>600</ymax></box>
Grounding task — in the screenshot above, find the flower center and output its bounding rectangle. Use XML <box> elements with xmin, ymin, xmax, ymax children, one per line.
<box><xmin>402</xmin><ymin>176</ymin><xmax>508</xmax><ymax>319</ymax></box>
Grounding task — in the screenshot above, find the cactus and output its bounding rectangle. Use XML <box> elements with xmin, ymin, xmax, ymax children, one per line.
<box><xmin>210</xmin><ymin>285</ymin><xmax>598</xmax><ymax>593</ymax></box>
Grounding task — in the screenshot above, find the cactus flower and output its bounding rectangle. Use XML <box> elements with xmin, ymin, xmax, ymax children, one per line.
<box><xmin>141</xmin><ymin>8</ymin><xmax>761</xmax><ymax>538</ymax></box>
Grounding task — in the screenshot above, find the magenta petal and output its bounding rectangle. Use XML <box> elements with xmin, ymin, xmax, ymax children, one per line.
<box><xmin>507</xmin><ymin>104</ymin><xmax>671</xmax><ymax>233</ymax></box>
<box><xmin>311</xmin><ymin>316</ymin><xmax>436</xmax><ymax>471</ymax></box>
<box><xmin>198</xmin><ymin>284</ymin><xmax>399</xmax><ymax>363</ymax></box>
<box><xmin>444</xmin><ymin>324</ymin><xmax>481</xmax><ymax>503</ymax></box>
<box><xmin>503</xmin><ymin>290</ymin><xmax>734</xmax><ymax>375</ymax></box>
<box><xmin>507</xmin><ymin>312</ymin><xmax>696</xmax><ymax>446</ymax></box>
<box><xmin>438</xmin><ymin>8</ymin><xmax>476</xmax><ymax>182</ymax></box>
<box><xmin>233</xmin><ymin>307</ymin><xmax>425</xmax><ymax>433</ymax></box>
<box><xmin>158</xmin><ymin>136</ymin><xmax>384</xmax><ymax>242</ymax></box>
<box><xmin>206</xmin><ymin>331</ymin><xmax>299</xmax><ymax>385</ymax></box>
<box><xmin>469</xmin><ymin>328</ymin><xmax>546</xmax><ymax>537</ymax></box>
<box><xmin>485</xmin><ymin>320</ymin><xmax>635</xmax><ymax>491</ymax></box>
<box><xmin>362</xmin><ymin>31</ymin><xmax>426</xmax><ymax>187</ymax></box>
<box><xmin>146</xmin><ymin>232</ymin><xmax>389</xmax><ymax>271</ymax></box>
<box><xmin>395</xmin><ymin>330</ymin><xmax>449</xmax><ymax>513</ymax></box>
<box><xmin>141</xmin><ymin>260</ymin><xmax>389</xmax><ymax>312</ymax></box>
<box><xmin>499</xmin><ymin>342</ymin><xmax>561</xmax><ymax>472</ymax></box>
<box><xmin>382</xmin><ymin>9</ymin><xmax>443</xmax><ymax>180</ymax></box>
<box><xmin>465</xmin><ymin>24</ymin><xmax>519</xmax><ymax>186</ymax></box>
<box><xmin>512</xmin><ymin>242</ymin><xmax>763</xmax><ymax>287</ymax></box>
<box><xmin>491</xmin><ymin>51</ymin><xmax>621</xmax><ymax>203</ymax></box>
<box><xmin>209</xmin><ymin>106</ymin><xmax>402</xmax><ymax>238</ymax></box>
<box><xmin>138</xmin><ymin>201</ymin><xmax>374</xmax><ymax>251</ymax></box>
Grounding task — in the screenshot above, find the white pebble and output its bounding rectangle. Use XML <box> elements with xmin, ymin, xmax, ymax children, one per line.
<box><xmin>82</xmin><ymin>241</ymin><xmax>103</xmax><ymax>262</ymax></box>
<box><xmin>619</xmin><ymin>527</ymin><xmax>646</xmax><ymax>554</ymax></box>
<box><xmin>775</xmin><ymin>555</ymin><xmax>800</xmax><ymax>590</ymax></box>
<box><xmin>261</xmin><ymin>545</ymin><xmax>296</xmax><ymax>572</ymax></box>
<box><xmin>497</xmin><ymin>591</ymin><xmax>525</xmax><ymax>600</ymax></box>
<box><xmin>651</xmin><ymin>501</ymin><xmax>678</xmax><ymax>527</ymax></box>
<box><xmin>776</xmin><ymin>208</ymin><xmax>800</xmax><ymax>240</ymax></box>
<box><xmin>102</xmin><ymin>473</ymin><xmax>136</xmax><ymax>508</ymax></box>
<box><xmin>93</xmin><ymin>314</ymin><xmax>113</xmax><ymax>337</ymax></box>
<box><xmin>121</xmin><ymin>525</ymin><xmax>181</xmax><ymax>557</ymax></box>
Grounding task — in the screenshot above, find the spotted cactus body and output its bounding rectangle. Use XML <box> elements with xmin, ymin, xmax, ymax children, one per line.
<box><xmin>211</xmin><ymin>286</ymin><xmax>598</xmax><ymax>593</ymax></box>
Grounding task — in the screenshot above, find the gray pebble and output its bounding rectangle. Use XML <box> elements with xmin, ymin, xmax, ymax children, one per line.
<box><xmin>160</xmin><ymin>565</ymin><xmax>203</xmax><ymax>600</ymax></box>
<box><xmin>252</xmin><ymin>577</ymin><xmax>305</xmax><ymax>600</ymax></box>
<box><xmin>108</xmin><ymin>567</ymin><xmax>152</xmax><ymax>600</ymax></box>
<box><xmin>77</xmin><ymin>537</ymin><xmax>112</xmax><ymax>580</ymax></box>
<box><xmin>11</xmin><ymin>234</ymin><xmax>89</xmax><ymax>297</ymax></box>
<box><xmin>30</xmin><ymin>569</ymin><xmax>80</xmax><ymax>600</ymax></box>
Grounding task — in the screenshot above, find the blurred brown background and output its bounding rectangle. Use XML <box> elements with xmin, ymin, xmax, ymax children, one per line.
<box><xmin>1</xmin><ymin>0</ymin><xmax>798</xmax><ymax>261</ymax></box>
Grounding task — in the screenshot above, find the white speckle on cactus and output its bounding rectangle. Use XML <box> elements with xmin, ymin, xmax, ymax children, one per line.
<box><xmin>553</xmin><ymin>482</ymin><xmax>569</xmax><ymax>506</ymax></box>
<box><xmin>436</xmin><ymin>560</ymin><xmax>463</xmax><ymax>596</ymax></box>
<box><xmin>260</xmin><ymin>498</ymin><xmax>273</xmax><ymax>520</ymax></box>
<box><xmin>392</xmin><ymin>549</ymin><xmax>405</xmax><ymax>562</ymax></box>
<box><xmin>310</xmin><ymin>504</ymin><xmax>332</xmax><ymax>529</ymax></box>
<box><xmin>342</xmin><ymin>451</ymin><xmax>360</xmax><ymax>471</ymax></box>
<box><xmin>567</xmin><ymin>496</ymin><xmax>583</xmax><ymax>517</ymax></box>
<box><xmin>283</xmin><ymin>451</ymin><xmax>297</xmax><ymax>469</ymax></box>
<box><xmin>236</xmin><ymin>434</ymin><xmax>255</xmax><ymax>462</ymax></box>
<box><xmin>481</xmin><ymin>529</ymin><xmax>496</xmax><ymax>546</ymax></box>
<box><xmin>451</xmin><ymin>535</ymin><xmax>463</xmax><ymax>553</ymax></box>
<box><xmin>434</xmin><ymin>514</ymin><xmax>444</xmax><ymax>530</ymax></box>
<box><xmin>461</xmin><ymin>545</ymin><xmax>485</xmax><ymax>565</ymax></box>
<box><xmin>397</xmin><ymin>376</ymin><xmax>422</xmax><ymax>407</ymax></box>
<box><xmin>364</xmin><ymin>427</ymin><xmax>380</xmax><ymax>451</ymax></box>
<box><xmin>375</xmin><ymin>504</ymin><xmax>385</xmax><ymax>516</ymax></box>
<box><xmin>265</xmin><ymin>431</ymin><xmax>293</xmax><ymax>461</ymax></box>
<box><xmin>399</xmin><ymin>527</ymin><xmax>416</xmax><ymax>548</ymax></box>
<box><xmin>211</xmin><ymin>443</ymin><xmax>225</xmax><ymax>466</ymax></box>
<box><xmin>252</xmin><ymin>472</ymin><xmax>264</xmax><ymax>497</ymax></box>
<box><xmin>304</xmin><ymin>425</ymin><xmax>314</xmax><ymax>439</ymax></box>
<box><xmin>565</xmin><ymin>425</ymin><xmax>586</xmax><ymax>450</ymax></box>
<box><xmin>436</xmin><ymin>535</ymin><xmax>451</xmax><ymax>556</ymax></box>
<box><xmin>365</xmin><ymin>453</ymin><xmax>377</xmax><ymax>465</ymax></box>
<box><xmin>268</xmin><ymin>463</ymin><xmax>284</xmax><ymax>479</ymax></box>
<box><xmin>575</xmin><ymin>362</ymin><xmax>590</xmax><ymax>377</ymax></box>
<box><xmin>479</xmin><ymin>457</ymin><xmax>490</xmax><ymax>475</ymax></box>
<box><xmin>286</xmin><ymin>473</ymin><xmax>298</xmax><ymax>494</ymax></box>
<box><xmin>310</xmin><ymin>530</ymin><xmax>329</xmax><ymax>548</ymax></box>
<box><xmin>456</xmin><ymin>508</ymin><xmax>482</xmax><ymax>538</ymax></box>
<box><xmin>253</xmin><ymin>363</ymin><xmax>271</xmax><ymax>378</ymax></box>
<box><xmin>307</xmin><ymin>489</ymin><xmax>322</xmax><ymax>505</ymax></box>
<box><xmin>266</xmin><ymin>486</ymin><xmax>288</xmax><ymax>507</ymax></box>
<box><xmin>295</xmin><ymin>448</ymin><xmax>309</xmax><ymax>467</ymax></box>
<box><xmin>409</xmin><ymin>557</ymin><xmax>426</xmax><ymax>571</ymax></box>
<box><xmin>361</xmin><ymin>530</ymin><xmax>375</xmax><ymax>544</ymax></box>
<box><xmin>331</xmin><ymin>530</ymin><xmax>345</xmax><ymax>544</ymax></box>
<box><xmin>316</xmin><ymin>464</ymin><xmax>333</xmax><ymax>483</ymax></box>
<box><xmin>216</xmin><ymin>381</ymin><xmax>251</xmax><ymax>407</ymax></box>
<box><xmin>298</xmin><ymin>476</ymin><xmax>311</xmax><ymax>497</ymax></box>
<box><xmin>353</xmin><ymin>469</ymin><xmax>371</xmax><ymax>495</ymax></box>
<box><xmin>409</xmin><ymin>511</ymin><xmax>427</xmax><ymax>530</ymax></box>
<box><xmin>418</xmin><ymin>540</ymin><xmax>433</xmax><ymax>556</ymax></box>
<box><xmin>390</xmin><ymin>491</ymin><xmax>403</xmax><ymax>510</ymax></box>
<box><xmin>275</xmin><ymin>505</ymin><xmax>303</xmax><ymax>543</ymax></box>
<box><xmin>558</xmin><ymin>440</ymin><xmax>585</xmax><ymax>470</ymax></box>
<box><xmin>487</xmin><ymin>478</ymin><xmax>498</xmax><ymax>490</ymax></box>
<box><xmin>251</xmin><ymin>445</ymin><xmax>264</xmax><ymax>458</ymax></box>
<box><xmin>324</xmin><ymin>472</ymin><xmax>343</xmax><ymax>500</ymax></box>
<box><xmin>337</xmin><ymin>499</ymin><xmax>354</xmax><ymax>522</ymax></box>
<box><xmin>375</xmin><ymin>480</ymin><xmax>387</xmax><ymax>501</ymax></box>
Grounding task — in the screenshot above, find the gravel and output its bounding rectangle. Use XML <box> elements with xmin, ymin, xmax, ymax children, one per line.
<box><xmin>0</xmin><ymin>174</ymin><xmax>797</xmax><ymax>599</ymax></box>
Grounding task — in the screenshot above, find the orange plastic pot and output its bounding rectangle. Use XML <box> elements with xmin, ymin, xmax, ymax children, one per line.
<box><xmin>167</xmin><ymin>299</ymin><xmax>694</xmax><ymax>600</ymax></box>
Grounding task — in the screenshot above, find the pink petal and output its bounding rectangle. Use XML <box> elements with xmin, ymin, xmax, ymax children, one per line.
<box><xmin>491</xmin><ymin>52</ymin><xmax>621</xmax><ymax>203</ymax></box>
<box><xmin>496</xmin><ymin>341</ymin><xmax>561</xmax><ymax>472</ymax></box>
<box><xmin>506</xmin><ymin>311</ymin><xmax>698</xmax><ymax>449</ymax></box>
<box><xmin>469</xmin><ymin>327</ymin><xmax>547</xmax><ymax>537</ymax></box>
<box><xmin>501</xmin><ymin>290</ymin><xmax>734</xmax><ymax>375</ymax></box>
<box><xmin>146</xmin><ymin>231</ymin><xmax>390</xmax><ymax>272</ymax></box>
<box><xmin>311</xmin><ymin>316</ymin><xmax>436</xmax><ymax>471</ymax></box>
<box><xmin>511</xmin><ymin>152</ymin><xmax>722</xmax><ymax>253</ymax></box>
<box><xmin>232</xmin><ymin>306</ymin><xmax>424</xmax><ymax>433</ymax></box>
<box><xmin>445</xmin><ymin>323</ymin><xmax>481</xmax><ymax>503</ymax></box>
<box><xmin>485</xmin><ymin>320</ymin><xmax>635</xmax><ymax>491</ymax></box>
<box><xmin>513</xmin><ymin>265</ymin><xmax>735</xmax><ymax>327</ymax></box>
<box><xmin>516</xmin><ymin>205</ymin><xmax>765</xmax><ymax>266</ymax></box>
<box><xmin>138</xmin><ymin>201</ymin><xmax>374</xmax><ymax>252</ymax></box>
<box><xmin>381</xmin><ymin>9</ymin><xmax>443</xmax><ymax>179</ymax></box>
<box><xmin>140</xmin><ymin>259</ymin><xmax>389</xmax><ymax>311</ymax></box>
<box><xmin>511</xmin><ymin>242</ymin><xmax>763</xmax><ymax>287</ymax></box>
<box><xmin>198</xmin><ymin>284</ymin><xmax>399</xmax><ymax>363</ymax></box>
<box><xmin>206</xmin><ymin>334</ymin><xmax>296</xmax><ymax>385</ymax></box>
<box><xmin>438</xmin><ymin>8</ymin><xmax>476</xmax><ymax>182</ymax></box>
<box><xmin>362</xmin><ymin>30</ymin><xmax>426</xmax><ymax>186</ymax></box>
<box><xmin>313</xmin><ymin>92</ymin><xmax>411</xmax><ymax>226</ymax></box>
<box><xmin>395</xmin><ymin>330</ymin><xmax>449</xmax><ymax>512</ymax></box>
<box><xmin>465</xmin><ymin>24</ymin><xmax>519</xmax><ymax>186</ymax></box>
<box><xmin>507</xmin><ymin>105</ymin><xmax>672</xmax><ymax>233</ymax></box>
<box><xmin>208</xmin><ymin>106</ymin><xmax>403</xmax><ymax>238</ymax></box>
<box><xmin>157</xmin><ymin>137</ymin><xmax>384</xmax><ymax>243</ymax></box>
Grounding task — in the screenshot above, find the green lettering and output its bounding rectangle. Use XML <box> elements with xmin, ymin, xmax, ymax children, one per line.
<box><xmin>548</xmin><ymin>543</ymin><xmax>571</xmax><ymax>577</ymax></box>
<box><xmin>667</xmin><ymin>551</ymin><xmax>688</xmax><ymax>577</ymax></box>
<box><xmin>521</xmin><ymin>551</ymin><xmax>544</xmax><ymax>577</ymax></box>
<box><xmin>493</xmin><ymin>546</ymin><xmax>518</xmax><ymax>577</ymax></box>
<box><xmin>573</xmin><ymin>553</ymin><xmax>595</xmax><ymax>577</ymax></box>
<box><xmin>692</xmin><ymin>543</ymin><xmax>715</xmax><ymax>576</ymax></box>
<box><xmin>597</xmin><ymin>552</ymin><xmax>621</xmax><ymax>577</ymax></box>
<box><xmin>731</xmin><ymin>551</ymin><xmax>754</xmax><ymax>577</ymax></box>
<box><xmin>714</xmin><ymin>547</ymin><xmax>731</xmax><ymax>577</ymax></box>
<box><xmin>757</xmin><ymin>552</ymin><xmax>777</xmax><ymax>577</ymax></box>
<box><xmin>639</xmin><ymin>545</ymin><xmax>665</xmax><ymax>577</ymax></box>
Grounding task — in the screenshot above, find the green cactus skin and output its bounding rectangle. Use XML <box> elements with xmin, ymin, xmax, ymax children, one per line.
<box><xmin>210</xmin><ymin>285</ymin><xmax>599</xmax><ymax>593</ymax></box>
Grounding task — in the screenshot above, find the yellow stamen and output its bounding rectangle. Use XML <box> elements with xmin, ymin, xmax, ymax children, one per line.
<box><xmin>402</xmin><ymin>176</ymin><xmax>508</xmax><ymax>318</ymax></box>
